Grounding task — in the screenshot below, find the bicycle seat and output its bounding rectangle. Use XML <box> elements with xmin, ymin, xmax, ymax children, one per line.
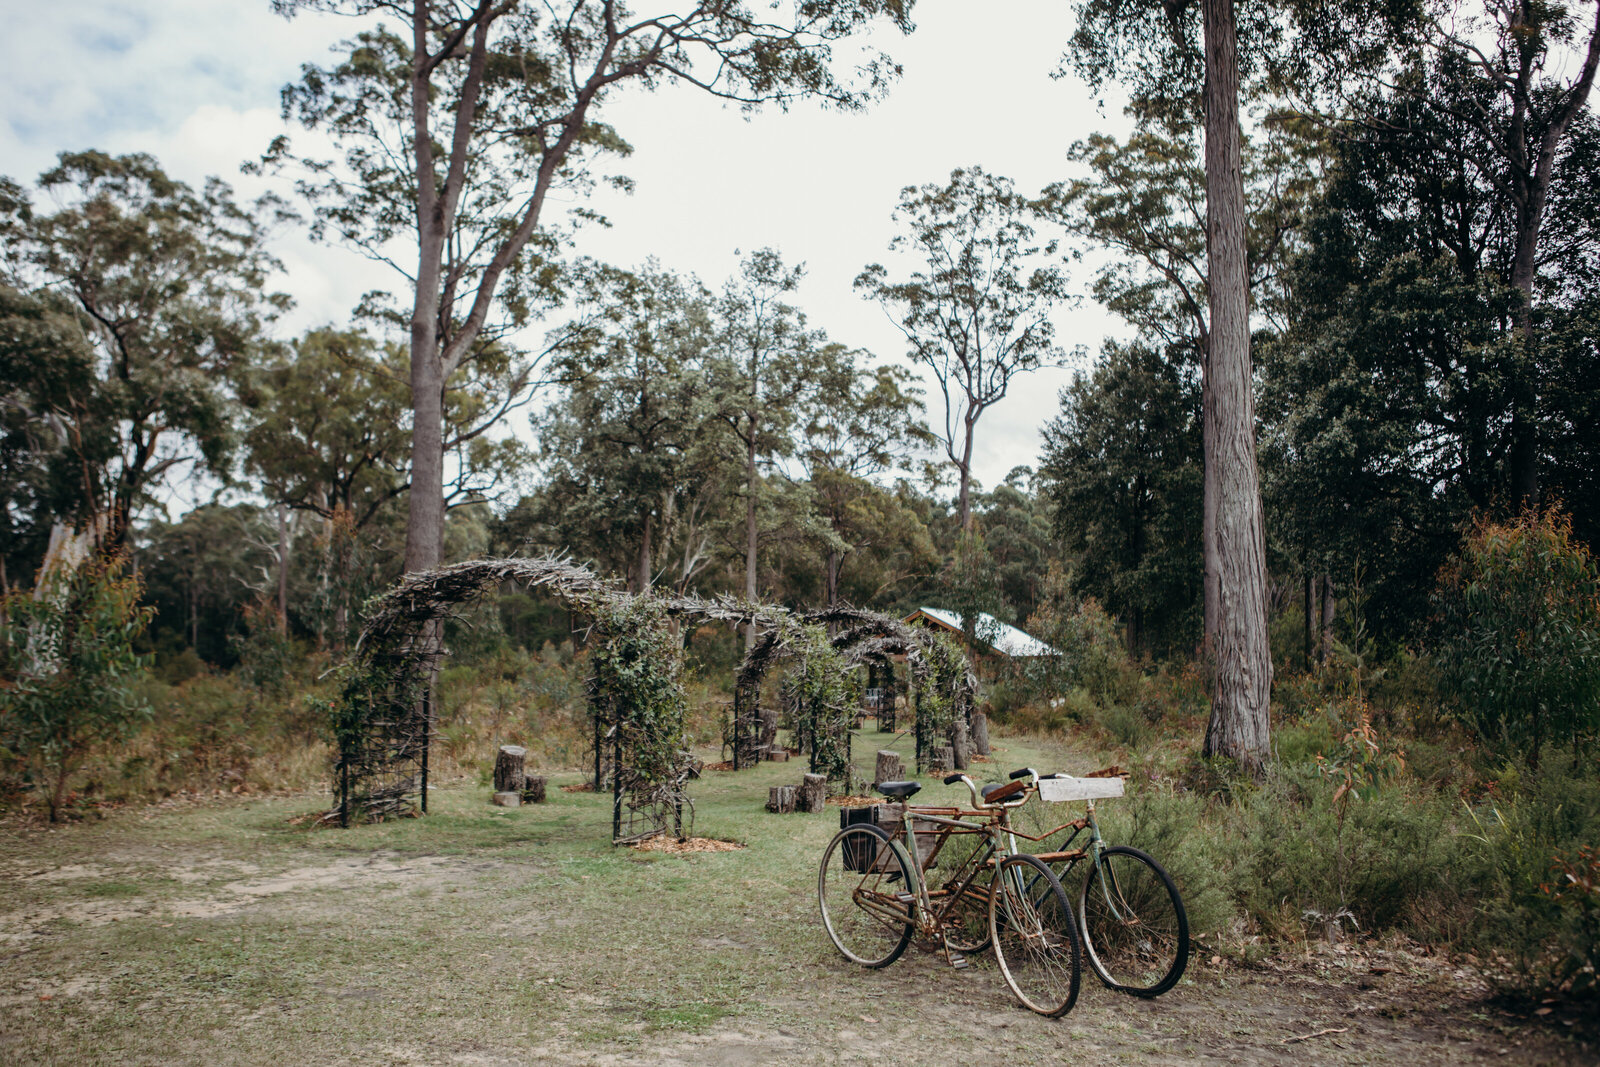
<box><xmin>876</xmin><ymin>780</ymin><xmax>921</xmax><ymax>799</ymax></box>
<box><xmin>979</xmin><ymin>783</ymin><xmax>1008</xmax><ymax>800</ymax></box>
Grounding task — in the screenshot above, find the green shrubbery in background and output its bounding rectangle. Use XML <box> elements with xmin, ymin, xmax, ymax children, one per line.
<box><xmin>0</xmin><ymin>556</ymin><xmax>153</xmax><ymax>820</ymax></box>
<box><xmin>1435</xmin><ymin>509</ymin><xmax>1600</xmax><ymax>765</ymax></box>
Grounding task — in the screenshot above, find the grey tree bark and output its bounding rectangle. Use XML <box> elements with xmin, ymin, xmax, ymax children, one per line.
<box><xmin>1199</xmin><ymin>0</ymin><xmax>1273</xmax><ymax>772</ymax></box>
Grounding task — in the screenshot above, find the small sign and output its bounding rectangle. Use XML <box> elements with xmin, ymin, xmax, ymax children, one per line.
<box><xmin>1037</xmin><ymin>776</ymin><xmax>1125</xmax><ymax>803</ymax></box>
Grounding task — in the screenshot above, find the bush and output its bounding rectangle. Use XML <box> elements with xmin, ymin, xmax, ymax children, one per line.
<box><xmin>0</xmin><ymin>555</ymin><xmax>153</xmax><ymax>820</ymax></box>
<box><xmin>1435</xmin><ymin>508</ymin><xmax>1600</xmax><ymax>764</ymax></box>
<box><xmin>1240</xmin><ymin>767</ymin><xmax>1468</xmax><ymax>943</ymax></box>
<box><xmin>1460</xmin><ymin>754</ymin><xmax>1600</xmax><ymax>995</ymax></box>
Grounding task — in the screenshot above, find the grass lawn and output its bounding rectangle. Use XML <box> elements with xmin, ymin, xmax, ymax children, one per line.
<box><xmin>0</xmin><ymin>729</ymin><xmax>1583</xmax><ymax>1065</ymax></box>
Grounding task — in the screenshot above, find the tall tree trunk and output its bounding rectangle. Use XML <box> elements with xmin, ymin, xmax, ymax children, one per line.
<box><xmin>1202</xmin><ymin>346</ymin><xmax>1220</xmax><ymax>660</ymax></box>
<box><xmin>744</xmin><ymin>419</ymin><xmax>759</xmax><ymax>651</ymax></box>
<box><xmin>1320</xmin><ymin>574</ymin><xmax>1336</xmax><ymax>668</ymax></box>
<box><xmin>1199</xmin><ymin>0</ymin><xmax>1273</xmax><ymax>772</ymax></box>
<box><xmin>824</xmin><ymin>549</ymin><xmax>842</xmax><ymax>609</ymax></box>
<box><xmin>637</xmin><ymin>511</ymin><xmax>653</xmax><ymax>593</ymax></box>
<box><xmin>276</xmin><ymin>502</ymin><xmax>290</xmax><ymax>634</ymax></box>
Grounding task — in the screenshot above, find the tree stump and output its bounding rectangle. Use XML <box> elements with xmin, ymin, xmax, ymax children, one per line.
<box><xmin>874</xmin><ymin>750</ymin><xmax>903</xmax><ymax>786</ymax></box>
<box><xmin>768</xmin><ymin>745</ymin><xmax>789</xmax><ymax>762</ymax></box>
<box><xmin>972</xmin><ymin>711</ymin><xmax>990</xmax><ymax>756</ymax></box>
<box><xmin>522</xmin><ymin>775</ymin><xmax>547</xmax><ymax>804</ymax></box>
<box><xmin>491</xmin><ymin>791</ymin><xmax>521</xmax><ymax>807</ymax></box>
<box><xmin>767</xmin><ymin>785</ymin><xmax>796</xmax><ymax>814</ymax></box>
<box><xmin>798</xmin><ymin>773</ymin><xmax>826</xmax><ymax>813</ymax></box>
<box><xmin>950</xmin><ymin>719</ymin><xmax>970</xmax><ymax>770</ymax></box>
<box><xmin>493</xmin><ymin>745</ymin><xmax>527</xmax><ymax>794</ymax></box>
<box><xmin>928</xmin><ymin>745</ymin><xmax>954</xmax><ymax>775</ymax></box>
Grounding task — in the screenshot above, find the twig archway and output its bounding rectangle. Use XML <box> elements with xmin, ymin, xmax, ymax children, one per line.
<box><xmin>331</xmin><ymin>557</ymin><xmax>979</xmax><ymax>828</ymax></box>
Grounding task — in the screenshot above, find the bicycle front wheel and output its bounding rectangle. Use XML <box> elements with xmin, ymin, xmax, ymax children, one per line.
<box><xmin>1079</xmin><ymin>845</ymin><xmax>1189</xmax><ymax>996</ymax></box>
<box><xmin>818</xmin><ymin>823</ymin><xmax>916</xmax><ymax>968</ymax></box>
<box><xmin>988</xmin><ymin>854</ymin><xmax>1081</xmax><ymax>1017</ymax></box>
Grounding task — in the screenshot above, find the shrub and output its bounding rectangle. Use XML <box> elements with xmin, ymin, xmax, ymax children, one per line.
<box><xmin>0</xmin><ymin>555</ymin><xmax>153</xmax><ymax>820</ymax></box>
<box><xmin>1461</xmin><ymin>754</ymin><xmax>1600</xmax><ymax>995</ymax></box>
<box><xmin>1241</xmin><ymin>767</ymin><xmax>1467</xmax><ymax>943</ymax></box>
<box><xmin>1435</xmin><ymin>508</ymin><xmax>1600</xmax><ymax>764</ymax></box>
<box><xmin>1020</xmin><ymin>564</ymin><xmax>1136</xmax><ymax>707</ymax></box>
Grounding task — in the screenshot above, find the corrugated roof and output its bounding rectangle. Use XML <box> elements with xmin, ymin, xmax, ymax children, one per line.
<box><xmin>905</xmin><ymin>606</ymin><xmax>1059</xmax><ymax>658</ymax></box>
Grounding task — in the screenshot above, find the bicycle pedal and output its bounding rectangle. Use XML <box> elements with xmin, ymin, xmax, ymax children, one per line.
<box><xmin>948</xmin><ymin>953</ymin><xmax>969</xmax><ymax>970</ymax></box>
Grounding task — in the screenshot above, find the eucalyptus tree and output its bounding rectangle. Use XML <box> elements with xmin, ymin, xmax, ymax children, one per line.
<box><xmin>856</xmin><ymin>167</ymin><xmax>1072</xmax><ymax>532</ymax></box>
<box><xmin>1319</xmin><ymin>1</ymin><xmax>1600</xmax><ymax>504</ymax></box>
<box><xmin>798</xmin><ymin>352</ymin><xmax>934</xmax><ymax>608</ymax></box>
<box><xmin>266</xmin><ymin>0</ymin><xmax>916</xmax><ymax>578</ymax></box>
<box><xmin>532</xmin><ymin>262</ymin><xmax>723</xmax><ymax>592</ymax></box>
<box><xmin>240</xmin><ymin>329</ymin><xmax>413</xmax><ymax>533</ymax></box>
<box><xmin>1259</xmin><ymin>87</ymin><xmax>1600</xmax><ymax>641</ymax></box>
<box><xmin>1038</xmin><ymin>118</ymin><xmax>1319</xmax><ymax>652</ymax></box>
<box><xmin>0</xmin><ymin>152</ymin><xmax>286</xmax><ymax>552</ymax></box>
<box><xmin>0</xmin><ymin>283</ymin><xmax>97</xmax><ymax>588</ymax></box>
<box><xmin>707</xmin><ymin>250</ymin><xmax>832</xmax><ymax>636</ymax></box>
<box><xmin>1063</xmin><ymin>0</ymin><xmax>1339</xmax><ymax>768</ymax></box>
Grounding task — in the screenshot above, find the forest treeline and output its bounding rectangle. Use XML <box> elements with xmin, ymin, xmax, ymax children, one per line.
<box><xmin>1</xmin><ymin>0</ymin><xmax>1599</xmax><ymax>1000</ymax></box>
<box><xmin>3</xmin><ymin>61</ymin><xmax>1597</xmax><ymax>668</ymax></box>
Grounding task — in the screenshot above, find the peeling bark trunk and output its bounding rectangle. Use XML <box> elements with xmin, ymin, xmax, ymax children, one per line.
<box><xmin>276</xmin><ymin>502</ymin><xmax>290</xmax><ymax>634</ymax></box>
<box><xmin>1320</xmin><ymin>574</ymin><xmax>1336</xmax><ymax>668</ymax></box>
<box><xmin>1199</xmin><ymin>0</ymin><xmax>1273</xmax><ymax>772</ymax></box>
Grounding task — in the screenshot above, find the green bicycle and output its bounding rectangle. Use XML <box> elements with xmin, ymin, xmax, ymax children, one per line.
<box><xmin>1011</xmin><ymin>767</ymin><xmax>1190</xmax><ymax>997</ymax></box>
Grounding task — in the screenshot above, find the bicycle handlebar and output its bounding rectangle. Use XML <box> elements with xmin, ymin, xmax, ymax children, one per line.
<box><xmin>1009</xmin><ymin>767</ymin><xmax>1035</xmax><ymax>781</ymax></box>
<box><xmin>945</xmin><ymin>772</ymin><xmax>1028</xmax><ymax>808</ymax></box>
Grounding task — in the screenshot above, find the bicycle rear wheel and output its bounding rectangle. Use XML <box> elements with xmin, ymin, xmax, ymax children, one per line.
<box><xmin>1078</xmin><ymin>845</ymin><xmax>1188</xmax><ymax>996</ymax></box>
<box><xmin>818</xmin><ymin>823</ymin><xmax>916</xmax><ymax>968</ymax></box>
<box><xmin>988</xmin><ymin>854</ymin><xmax>1081</xmax><ymax>1016</ymax></box>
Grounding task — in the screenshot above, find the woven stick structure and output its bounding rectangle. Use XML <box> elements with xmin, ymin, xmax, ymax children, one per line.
<box><xmin>330</xmin><ymin>556</ymin><xmax>979</xmax><ymax>830</ymax></box>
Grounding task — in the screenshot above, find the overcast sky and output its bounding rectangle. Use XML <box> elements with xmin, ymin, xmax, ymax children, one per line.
<box><xmin>1</xmin><ymin>1</ymin><xmax>1132</xmax><ymax>507</ymax></box>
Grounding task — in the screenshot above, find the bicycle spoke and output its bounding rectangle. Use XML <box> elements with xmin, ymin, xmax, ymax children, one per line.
<box><xmin>1079</xmin><ymin>846</ymin><xmax>1188</xmax><ymax>996</ymax></box>
<box><xmin>819</xmin><ymin>825</ymin><xmax>915</xmax><ymax>968</ymax></box>
<box><xmin>989</xmin><ymin>854</ymin><xmax>1081</xmax><ymax>1017</ymax></box>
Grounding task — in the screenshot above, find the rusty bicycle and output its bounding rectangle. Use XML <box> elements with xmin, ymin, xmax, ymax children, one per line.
<box><xmin>817</xmin><ymin>770</ymin><xmax>1083</xmax><ymax>1017</ymax></box>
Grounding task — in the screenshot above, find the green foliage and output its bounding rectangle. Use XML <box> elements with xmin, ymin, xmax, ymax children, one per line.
<box><xmin>1434</xmin><ymin>509</ymin><xmax>1600</xmax><ymax>764</ymax></box>
<box><xmin>237</xmin><ymin>329</ymin><xmax>411</xmax><ymax>530</ymax></box>
<box><xmin>1023</xmin><ymin>565</ymin><xmax>1134</xmax><ymax>700</ymax></box>
<box><xmin>234</xmin><ymin>598</ymin><xmax>294</xmax><ymax>698</ymax></box>
<box><xmin>782</xmin><ymin>630</ymin><xmax>860</xmax><ymax>787</ymax></box>
<box><xmin>0</xmin><ymin>555</ymin><xmax>154</xmax><ymax>820</ymax></box>
<box><xmin>857</xmin><ymin>166</ymin><xmax>1071</xmax><ymax>525</ymax></box>
<box><xmin>1461</xmin><ymin>755</ymin><xmax>1600</xmax><ymax>995</ymax></box>
<box><xmin>1039</xmin><ymin>340</ymin><xmax>1202</xmax><ymax>656</ymax></box>
<box><xmin>589</xmin><ymin>597</ymin><xmax>687</xmax><ymax>790</ymax></box>
<box><xmin>1241</xmin><ymin>766</ymin><xmax>1467</xmax><ymax>942</ymax></box>
<box><xmin>0</xmin><ymin>151</ymin><xmax>286</xmax><ymax>546</ymax></box>
<box><xmin>944</xmin><ymin>530</ymin><xmax>1003</xmax><ymax>640</ymax></box>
